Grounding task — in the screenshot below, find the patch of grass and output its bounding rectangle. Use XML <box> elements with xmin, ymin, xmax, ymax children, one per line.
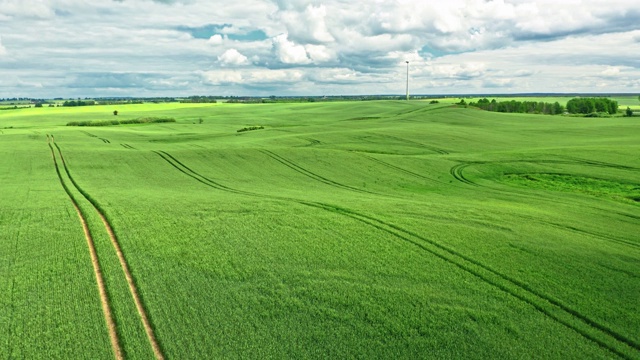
<box><xmin>504</xmin><ymin>173</ymin><xmax>640</xmax><ymax>203</ymax></box>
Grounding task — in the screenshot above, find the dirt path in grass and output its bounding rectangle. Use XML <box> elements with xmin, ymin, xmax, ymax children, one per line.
<box><xmin>98</xmin><ymin>212</ymin><xmax>165</xmax><ymax>360</ymax></box>
<box><xmin>47</xmin><ymin>136</ymin><xmax>123</xmax><ymax>360</ymax></box>
<box><xmin>53</xmin><ymin>138</ymin><xmax>164</xmax><ymax>360</ymax></box>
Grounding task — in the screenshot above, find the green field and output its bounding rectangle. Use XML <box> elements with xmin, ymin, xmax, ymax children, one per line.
<box><xmin>1</xmin><ymin>101</ymin><xmax>639</xmax><ymax>359</ymax></box>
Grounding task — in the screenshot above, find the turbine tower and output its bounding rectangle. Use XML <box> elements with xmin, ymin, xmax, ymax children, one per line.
<box><xmin>405</xmin><ymin>61</ymin><xmax>410</xmax><ymax>101</ymax></box>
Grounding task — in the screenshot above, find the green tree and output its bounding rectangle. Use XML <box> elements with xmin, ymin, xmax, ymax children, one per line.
<box><xmin>113</xmin><ymin>110</ymin><xmax>118</xmax><ymax>116</ymax></box>
<box><xmin>626</xmin><ymin>107</ymin><xmax>633</xmax><ymax>117</ymax></box>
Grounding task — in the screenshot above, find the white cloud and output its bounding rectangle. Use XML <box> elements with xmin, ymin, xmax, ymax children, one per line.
<box><xmin>0</xmin><ymin>0</ymin><xmax>55</xmax><ymax>19</ymax></box>
<box><xmin>277</xmin><ymin>4</ymin><xmax>334</xmax><ymax>44</ymax></box>
<box><xmin>208</xmin><ymin>34</ymin><xmax>224</xmax><ymax>45</ymax></box>
<box><xmin>202</xmin><ymin>70</ymin><xmax>243</xmax><ymax>85</ymax></box>
<box><xmin>304</xmin><ymin>44</ymin><xmax>335</xmax><ymax>63</ymax></box>
<box><xmin>202</xmin><ymin>69</ymin><xmax>304</xmax><ymax>85</ymax></box>
<box><xmin>217</xmin><ymin>48</ymin><xmax>249</xmax><ymax>66</ymax></box>
<box><xmin>601</xmin><ymin>66</ymin><xmax>620</xmax><ymax>77</ymax></box>
<box><xmin>272</xmin><ymin>33</ymin><xmax>310</xmax><ymax>64</ymax></box>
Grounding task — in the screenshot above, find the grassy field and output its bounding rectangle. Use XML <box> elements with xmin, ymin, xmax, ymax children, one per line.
<box><xmin>1</xmin><ymin>101</ymin><xmax>639</xmax><ymax>359</ymax></box>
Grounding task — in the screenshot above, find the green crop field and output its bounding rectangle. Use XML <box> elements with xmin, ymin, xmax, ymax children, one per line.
<box><xmin>1</xmin><ymin>101</ymin><xmax>639</xmax><ymax>359</ymax></box>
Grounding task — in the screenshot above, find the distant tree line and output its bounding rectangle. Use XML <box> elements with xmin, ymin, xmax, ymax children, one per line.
<box><xmin>179</xmin><ymin>96</ymin><xmax>217</xmax><ymax>104</ymax></box>
<box><xmin>565</xmin><ymin>98</ymin><xmax>618</xmax><ymax>115</ymax></box>
<box><xmin>67</xmin><ymin>117</ymin><xmax>175</xmax><ymax>127</ymax></box>
<box><xmin>468</xmin><ymin>98</ymin><xmax>564</xmax><ymax>115</ymax></box>
<box><xmin>63</xmin><ymin>100</ymin><xmax>96</xmax><ymax>107</ymax></box>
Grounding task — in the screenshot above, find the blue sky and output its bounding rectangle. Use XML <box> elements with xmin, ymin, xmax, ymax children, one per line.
<box><xmin>0</xmin><ymin>0</ymin><xmax>639</xmax><ymax>98</ymax></box>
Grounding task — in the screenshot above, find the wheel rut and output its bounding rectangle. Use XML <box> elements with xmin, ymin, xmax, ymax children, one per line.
<box><xmin>154</xmin><ymin>149</ymin><xmax>639</xmax><ymax>358</ymax></box>
<box><xmin>47</xmin><ymin>137</ymin><xmax>123</xmax><ymax>360</ymax></box>
<box><xmin>54</xmin><ymin>139</ymin><xmax>164</xmax><ymax>360</ymax></box>
<box><xmin>259</xmin><ymin>149</ymin><xmax>376</xmax><ymax>195</ymax></box>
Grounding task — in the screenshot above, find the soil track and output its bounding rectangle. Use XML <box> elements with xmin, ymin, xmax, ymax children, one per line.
<box><xmin>55</xmin><ymin>141</ymin><xmax>164</xmax><ymax>360</ymax></box>
<box><xmin>47</xmin><ymin>136</ymin><xmax>123</xmax><ymax>360</ymax></box>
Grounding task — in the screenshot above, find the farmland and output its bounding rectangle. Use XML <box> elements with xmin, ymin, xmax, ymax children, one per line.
<box><xmin>1</xmin><ymin>100</ymin><xmax>639</xmax><ymax>359</ymax></box>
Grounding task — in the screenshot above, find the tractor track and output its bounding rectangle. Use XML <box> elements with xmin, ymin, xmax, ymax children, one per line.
<box><xmin>55</xmin><ymin>142</ymin><xmax>164</xmax><ymax>360</ymax></box>
<box><xmin>360</xmin><ymin>153</ymin><xmax>447</xmax><ymax>185</ymax></box>
<box><xmin>377</xmin><ymin>134</ymin><xmax>450</xmax><ymax>155</ymax></box>
<box><xmin>47</xmin><ymin>138</ymin><xmax>123</xmax><ymax>360</ymax></box>
<box><xmin>154</xmin><ymin>149</ymin><xmax>639</xmax><ymax>359</ymax></box>
<box><xmin>259</xmin><ymin>149</ymin><xmax>377</xmax><ymax>195</ymax></box>
<box><xmin>120</xmin><ymin>144</ymin><xmax>136</xmax><ymax>150</ymax></box>
<box><xmin>449</xmin><ymin>163</ymin><xmax>480</xmax><ymax>186</ymax></box>
<box><xmin>81</xmin><ymin>131</ymin><xmax>98</xmax><ymax>138</ymax></box>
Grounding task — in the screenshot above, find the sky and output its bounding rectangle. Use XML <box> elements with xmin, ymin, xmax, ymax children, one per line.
<box><xmin>0</xmin><ymin>0</ymin><xmax>639</xmax><ymax>98</ymax></box>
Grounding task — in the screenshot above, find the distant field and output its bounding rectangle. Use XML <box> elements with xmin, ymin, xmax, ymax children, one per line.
<box><xmin>1</xmin><ymin>101</ymin><xmax>639</xmax><ymax>359</ymax></box>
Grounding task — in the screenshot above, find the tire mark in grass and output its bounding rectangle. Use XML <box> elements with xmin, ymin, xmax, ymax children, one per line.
<box><xmin>80</xmin><ymin>131</ymin><xmax>98</xmax><ymax>138</ymax></box>
<box><xmin>47</xmin><ymin>138</ymin><xmax>123</xmax><ymax>360</ymax></box>
<box><xmin>154</xmin><ymin>150</ymin><xmax>639</xmax><ymax>359</ymax></box>
<box><xmin>100</xmin><ymin>138</ymin><xmax>111</xmax><ymax>144</ymax></box>
<box><xmin>55</xmin><ymin>142</ymin><xmax>164</xmax><ymax>360</ymax></box>
<box><xmin>120</xmin><ymin>144</ymin><xmax>136</xmax><ymax>150</ymax></box>
<box><xmin>376</xmin><ymin>133</ymin><xmax>450</xmax><ymax>155</ymax></box>
<box><xmin>259</xmin><ymin>149</ymin><xmax>377</xmax><ymax>195</ymax></box>
<box><xmin>449</xmin><ymin>163</ymin><xmax>479</xmax><ymax>186</ymax></box>
<box><xmin>361</xmin><ymin>153</ymin><xmax>447</xmax><ymax>185</ymax></box>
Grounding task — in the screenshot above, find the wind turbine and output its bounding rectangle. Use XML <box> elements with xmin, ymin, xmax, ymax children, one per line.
<box><xmin>405</xmin><ymin>61</ymin><xmax>410</xmax><ymax>101</ymax></box>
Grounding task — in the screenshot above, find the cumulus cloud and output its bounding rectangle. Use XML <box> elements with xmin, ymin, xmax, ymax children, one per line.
<box><xmin>272</xmin><ymin>34</ymin><xmax>311</xmax><ymax>64</ymax></box>
<box><xmin>276</xmin><ymin>4</ymin><xmax>334</xmax><ymax>44</ymax></box>
<box><xmin>218</xmin><ymin>48</ymin><xmax>250</xmax><ymax>66</ymax></box>
<box><xmin>208</xmin><ymin>34</ymin><xmax>224</xmax><ymax>45</ymax></box>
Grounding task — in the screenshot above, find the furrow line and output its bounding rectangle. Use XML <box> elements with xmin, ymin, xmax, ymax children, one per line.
<box><xmin>47</xmin><ymin>140</ymin><xmax>123</xmax><ymax>360</ymax></box>
<box><xmin>55</xmin><ymin>142</ymin><xmax>164</xmax><ymax>360</ymax></box>
<box><xmin>260</xmin><ymin>149</ymin><xmax>375</xmax><ymax>195</ymax></box>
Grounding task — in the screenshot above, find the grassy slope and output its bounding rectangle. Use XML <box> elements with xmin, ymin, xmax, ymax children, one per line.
<box><xmin>1</xmin><ymin>101</ymin><xmax>639</xmax><ymax>359</ymax></box>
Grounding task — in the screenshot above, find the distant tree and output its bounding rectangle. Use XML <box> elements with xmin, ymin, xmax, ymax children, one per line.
<box><xmin>34</xmin><ymin>103</ymin><xmax>43</xmax><ymax>108</ymax></box>
<box><xmin>113</xmin><ymin>110</ymin><xmax>118</xmax><ymax>116</ymax></box>
<box><xmin>626</xmin><ymin>107</ymin><xmax>633</xmax><ymax>117</ymax></box>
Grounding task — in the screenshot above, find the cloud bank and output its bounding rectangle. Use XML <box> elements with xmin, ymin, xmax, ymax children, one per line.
<box><xmin>0</xmin><ymin>0</ymin><xmax>638</xmax><ymax>97</ymax></box>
